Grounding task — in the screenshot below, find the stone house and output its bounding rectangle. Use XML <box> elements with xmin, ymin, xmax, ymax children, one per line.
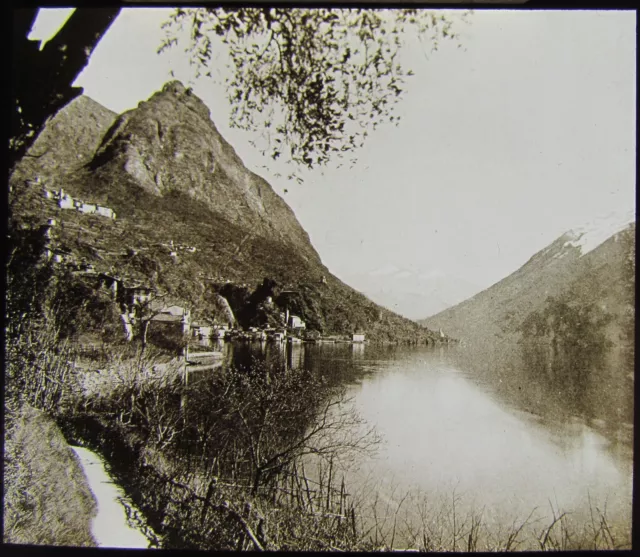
<box><xmin>148</xmin><ymin>309</ymin><xmax>191</xmax><ymax>347</ymax></box>
<box><xmin>288</xmin><ymin>315</ymin><xmax>305</xmax><ymax>329</ymax></box>
<box><xmin>78</xmin><ymin>203</ymin><xmax>98</xmax><ymax>215</ymax></box>
<box><xmin>58</xmin><ymin>193</ymin><xmax>75</xmax><ymax>210</ymax></box>
<box><xmin>96</xmin><ymin>205</ymin><xmax>116</xmax><ymax>219</ymax></box>
<box><xmin>40</xmin><ymin>221</ymin><xmax>55</xmax><ymax>240</ymax></box>
<box><xmin>98</xmin><ymin>273</ymin><xmax>121</xmax><ymax>298</ymax></box>
<box><xmin>191</xmin><ymin>320</ymin><xmax>213</xmax><ymax>338</ymax></box>
<box><xmin>121</xmin><ymin>285</ymin><xmax>153</xmax><ymax>307</ymax></box>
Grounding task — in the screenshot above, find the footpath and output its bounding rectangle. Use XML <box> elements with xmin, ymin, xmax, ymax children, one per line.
<box><xmin>71</xmin><ymin>446</ymin><xmax>156</xmax><ymax>549</ymax></box>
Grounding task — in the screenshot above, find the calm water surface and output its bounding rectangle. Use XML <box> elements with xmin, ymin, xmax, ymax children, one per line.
<box><xmin>226</xmin><ymin>340</ymin><xmax>633</xmax><ymax>537</ymax></box>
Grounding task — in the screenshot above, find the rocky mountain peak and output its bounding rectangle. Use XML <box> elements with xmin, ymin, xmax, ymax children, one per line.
<box><xmin>421</xmin><ymin>218</ymin><xmax>635</xmax><ymax>344</ymax></box>
<box><xmin>7</xmin><ymin>82</ymin><xmax>455</xmax><ymax>344</ymax></box>
<box><xmin>88</xmin><ymin>81</ymin><xmax>318</xmax><ymax>261</ymax></box>
<box><xmin>563</xmin><ymin>209</ymin><xmax>635</xmax><ymax>257</ymax></box>
<box><xmin>163</xmin><ymin>80</ymin><xmax>188</xmax><ymax>94</ymax></box>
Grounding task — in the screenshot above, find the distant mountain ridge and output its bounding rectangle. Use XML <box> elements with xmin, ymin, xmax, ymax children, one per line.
<box><xmin>420</xmin><ymin>215</ymin><xmax>635</xmax><ymax>346</ymax></box>
<box><xmin>10</xmin><ymin>81</ymin><xmax>442</xmax><ymax>343</ymax></box>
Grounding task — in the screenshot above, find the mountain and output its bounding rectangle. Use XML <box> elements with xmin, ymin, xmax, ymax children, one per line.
<box><xmin>87</xmin><ymin>81</ymin><xmax>318</xmax><ymax>262</ymax></box>
<box><xmin>9</xmin><ymin>95</ymin><xmax>117</xmax><ymax>185</ymax></box>
<box><xmin>420</xmin><ymin>212</ymin><xmax>635</xmax><ymax>346</ymax></box>
<box><xmin>9</xmin><ymin>81</ymin><xmax>442</xmax><ymax>344</ymax></box>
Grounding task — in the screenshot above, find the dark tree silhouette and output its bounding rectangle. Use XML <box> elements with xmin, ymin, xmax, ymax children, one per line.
<box><xmin>10</xmin><ymin>8</ymin><xmax>120</xmax><ymax>168</ymax></box>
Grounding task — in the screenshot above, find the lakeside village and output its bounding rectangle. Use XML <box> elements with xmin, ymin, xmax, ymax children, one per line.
<box><xmin>28</xmin><ymin>177</ymin><xmax>384</xmax><ymax>359</ymax></box>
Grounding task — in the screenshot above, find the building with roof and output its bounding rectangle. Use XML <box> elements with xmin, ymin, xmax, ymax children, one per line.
<box><xmin>191</xmin><ymin>320</ymin><xmax>213</xmax><ymax>338</ymax></box>
<box><xmin>121</xmin><ymin>285</ymin><xmax>153</xmax><ymax>307</ymax></box>
<box><xmin>352</xmin><ymin>333</ymin><xmax>366</xmax><ymax>343</ymax></box>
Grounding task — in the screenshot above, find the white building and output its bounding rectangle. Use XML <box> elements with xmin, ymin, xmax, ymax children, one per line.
<box><xmin>191</xmin><ymin>321</ymin><xmax>212</xmax><ymax>338</ymax></box>
<box><xmin>96</xmin><ymin>206</ymin><xmax>116</xmax><ymax>219</ymax></box>
<box><xmin>352</xmin><ymin>333</ymin><xmax>366</xmax><ymax>343</ymax></box>
<box><xmin>288</xmin><ymin>315</ymin><xmax>305</xmax><ymax>329</ymax></box>
<box><xmin>58</xmin><ymin>194</ymin><xmax>75</xmax><ymax>210</ymax></box>
<box><xmin>79</xmin><ymin>203</ymin><xmax>97</xmax><ymax>215</ymax></box>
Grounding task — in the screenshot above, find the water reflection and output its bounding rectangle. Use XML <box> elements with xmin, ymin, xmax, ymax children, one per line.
<box><xmin>211</xmin><ymin>340</ymin><xmax>632</xmax><ymax>538</ymax></box>
<box><xmin>341</xmin><ymin>344</ymin><xmax>631</xmax><ymax>536</ymax></box>
<box><xmin>449</xmin><ymin>340</ymin><xmax>634</xmax><ymax>447</ymax></box>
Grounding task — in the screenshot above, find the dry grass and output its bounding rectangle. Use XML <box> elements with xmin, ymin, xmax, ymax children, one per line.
<box><xmin>348</xmin><ymin>483</ymin><xmax>632</xmax><ymax>552</ymax></box>
<box><xmin>3</xmin><ymin>404</ymin><xmax>97</xmax><ymax>546</ymax></box>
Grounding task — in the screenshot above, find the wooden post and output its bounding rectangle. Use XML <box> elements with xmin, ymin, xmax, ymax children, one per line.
<box><xmin>301</xmin><ymin>462</ymin><xmax>315</xmax><ymax>513</ymax></box>
<box><xmin>326</xmin><ymin>457</ymin><xmax>333</xmax><ymax>512</ymax></box>
<box><xmin>290</xmin><ymin>469</ymin><xmax>295</xmax><ymax>506</ymax></box>
<box><xmin>351</xmin><ymin>506</ymin><xmax>357</xmax><ymax>537</ymax></box>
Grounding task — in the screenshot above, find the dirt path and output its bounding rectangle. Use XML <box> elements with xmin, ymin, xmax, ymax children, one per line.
<box><xmin>71</xmin><ymin>446</ymin><xmax>155</xmax><ymax>548</ymax></box>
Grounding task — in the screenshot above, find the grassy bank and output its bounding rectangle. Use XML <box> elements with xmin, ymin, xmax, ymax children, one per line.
<box><xmin>3</xmin><ymin>404</ymin><xmax>96</xmax><ymax>546</ymax></box>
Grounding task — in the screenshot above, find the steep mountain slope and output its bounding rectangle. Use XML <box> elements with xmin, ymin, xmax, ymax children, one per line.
<box><xmin>86</xmin><ymin>80</ymin><xmax>318</xmax><ymax>262</ymax></box>
<box><xmin>9</xmin><ymin>95</ymin><xmax>117</xmax><ymax>185</ymax></box>
<box><xmin>10</xmin><ymin>82</ymin><xmax>441</xmax><ymax>344</ymax></box>
<box><xmin>421</xmin><ymin>214</ymin><xmax>635</xmax><ymax>346</ymax></box>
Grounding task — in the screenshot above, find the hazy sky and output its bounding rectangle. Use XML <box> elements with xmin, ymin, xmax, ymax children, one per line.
<box><xmin>30</xmin><ymin>8</ymin><xmax>636</xmax><ymax>318</ymax></box>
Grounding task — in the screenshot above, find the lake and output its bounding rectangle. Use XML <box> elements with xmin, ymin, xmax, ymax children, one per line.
<box><xmin>220</xmin><ymin>339</ymin><xmax>633</xmax><ymax>547</ymax></box>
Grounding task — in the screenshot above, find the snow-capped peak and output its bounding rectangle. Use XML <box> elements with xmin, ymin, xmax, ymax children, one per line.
<box><xmin>563</xmin><ymin>208</ymin><xmax>635</xmax><ymax>256</ymax></box>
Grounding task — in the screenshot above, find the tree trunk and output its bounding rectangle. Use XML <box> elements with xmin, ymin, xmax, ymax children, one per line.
<box><xmin>252</xmin><ymin>468</ymin><xmax>262</xmax><ymax>497</ymax></box>
<box><xmin>10</xmin><ymin>8</ymin><xmax>121</xmax><ymax>168</ymax></box>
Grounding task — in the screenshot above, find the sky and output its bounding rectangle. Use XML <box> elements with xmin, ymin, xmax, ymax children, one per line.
<box><xmin>29</xmin><ymin>8</ymin><xmax>636</xmax><ymax>319</ymax></box>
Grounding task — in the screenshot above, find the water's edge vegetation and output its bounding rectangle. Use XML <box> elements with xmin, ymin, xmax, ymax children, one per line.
<box><xmin>4</xmin><ymin>219</ymin><xmax>631</xmax><ymax>550</ymax></box>
<box><xmin>5</xmin><ymin>323</ymin><xmax>630</xmax><ymax>550</ymax></box>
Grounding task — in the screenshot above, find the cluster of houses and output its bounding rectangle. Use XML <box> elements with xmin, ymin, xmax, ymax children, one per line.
<box><xmin>162</xmin><ymin>240</ymin><xmax>197</xmax><ymax>259</ymax></box>
<box><xmin>38</xmin><ymin>218</ymin><xmax>85</xmax><ymax>267</ymax></box>
<box><xmin>34</xmin><ymin>206</ymin><xmax>365</xmax><ymax>347</ymax></box>
<box><xmin>36</xmin><ymin>178</ymin><xmax>116</xmax><ymax>220</ymax></box>
<box><xmin>94</xmin><ymin>280</ymin><xmax>237</xmax><ymax>344</ymax></box>
<box><xmin>36</xmin><ymin>222</ymin><xmax>314</xmax><ymax>346</ymax></box>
